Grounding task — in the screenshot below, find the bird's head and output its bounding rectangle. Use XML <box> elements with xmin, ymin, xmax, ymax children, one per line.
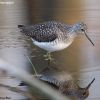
<box><xmin>77</xmin><ymin>87</ymin><xmax>89</xmax><ymax>100</ymax></box>
<box><xmin>73</xmin><ymin>22</ymin><xmax>94</xmax><ymax>46</ymax></box>
<box><xmin>77</xmin><ymin>78</ymin><xmax>95</xmax><ymax>100</ymax></box>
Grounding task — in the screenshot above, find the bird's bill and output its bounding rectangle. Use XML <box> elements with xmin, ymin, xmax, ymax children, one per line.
<box><xmin>86</xmin><ymin>78</ymin><xmax>95</xmax><ymax>90</ymax></box>
<box><xmin>84</xmin><ymin>31</ymin><xmax>94</xmax><ymax>46</ymax></box>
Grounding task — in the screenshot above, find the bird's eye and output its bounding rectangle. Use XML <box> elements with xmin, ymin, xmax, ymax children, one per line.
<box><xmin>81</xmin><ymin>29</ymin><xmax>84</xmax><ymax>31</ymax></box>
<box><xmin>83</xmin><ymin>92</ymin><xmax>86</xmax><ymax>96</ymax></box>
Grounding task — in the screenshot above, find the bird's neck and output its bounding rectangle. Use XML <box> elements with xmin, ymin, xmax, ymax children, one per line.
<box><xmin>62</xmin><ymin>24</ymin><xmax>78</xmax><ymax>39</ymax></box>
<box><xmin>69</xmin><ymin>25</ymin><xmax>79</xmax><ymax>38</ymax></box>
<box><xmin>71</xmin><ymin>24</ymin><xmax>80</xmax><ymax>33</ymax></box>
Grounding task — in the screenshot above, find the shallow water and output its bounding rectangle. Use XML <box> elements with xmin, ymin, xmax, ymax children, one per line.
<box><xmin>0</xmin><ymin>0</ymin><xmax>100</xmax><ymax>100</ymax></box>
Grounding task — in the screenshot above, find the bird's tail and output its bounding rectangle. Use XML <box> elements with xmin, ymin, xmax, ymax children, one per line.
<box><xmin>18</xmin><ymin>25</ymin><xmax>25</xmax><ymax>33</ymax></box>
<box><xmin>18</xmin><ymin>25</ymin><xmax>25</xmax><ymax>28</ymax></box>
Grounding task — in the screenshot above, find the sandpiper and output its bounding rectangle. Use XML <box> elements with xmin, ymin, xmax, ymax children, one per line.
<box><xmin>18</xmin><ymin>21</ymin><xmax>94</xmax><ymax>62</ymax></box>
<box><xmin>38</xmin><ymin>68</ymin><xmax>95</xmax><ymax>100</ymax></box>
<box><xmin>19</xmin><ymin>68</ymin><xmax>95</xmax><ymax>100</ymax></box>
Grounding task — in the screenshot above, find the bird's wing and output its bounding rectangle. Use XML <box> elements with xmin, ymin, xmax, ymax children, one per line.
<box><xmin>36</xmin><ymin>68</ymin><xmax>73</xmax><ymax>87</ymax></box>
<box><xmin>36</xmin><ymin>68</ymin><xmax>61</xmax><ymax>87</ymax></box>
<box><xmin>18</xmin><ymin>23</ymin><xmax>58</xmax><ymax>42</ymax></box>
<box><xmin>37</xmin><ymin>75</ymin><xmax>58</xmax><ymax>89</ymax></box>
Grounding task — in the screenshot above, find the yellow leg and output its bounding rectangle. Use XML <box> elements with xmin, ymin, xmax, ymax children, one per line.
<box><xmin>44</xmin><ymin>52</ymin><xmax>54</xmax><ymax>65</ymax></box>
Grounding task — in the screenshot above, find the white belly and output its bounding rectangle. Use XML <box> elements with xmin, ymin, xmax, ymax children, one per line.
<box><xmin>31</xmin><ymin>39</ymin><xmax>73</xmax><ymax>52</ymax></box>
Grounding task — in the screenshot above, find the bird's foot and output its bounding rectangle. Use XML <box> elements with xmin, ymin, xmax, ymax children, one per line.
<box><xmin>44</xmin><ymin>55</ymin><xmax>54</xmax><ymax>61</ymax></box>
<box><xmin>43</xmin><ymin>52</ymin><xmax>52</xmax><ymax>60</ymax></box>
<box><xmin>44</xmin><ymin>52</ymin><xmax>55</xmax><ymax>65</ymax></box>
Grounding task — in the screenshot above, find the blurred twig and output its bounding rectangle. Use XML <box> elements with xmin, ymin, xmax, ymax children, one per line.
<box><xmin>25</xmin><ymin>55</ymin><xmax>38</xmax><ymax>76</ymax></box>
<box><xmin>0</xmin><ymin>83</ymin><xmax>36</xmax><ymax>100</ymax></box>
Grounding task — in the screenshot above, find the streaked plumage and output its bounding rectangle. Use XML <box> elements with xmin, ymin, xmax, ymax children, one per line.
<box><xmin>18</xmin><ymin>21</ymin><xmax>94</xmax><ymax>62</ymax></box>
<box><xmin>36</xmin><ymin>68</ymin><xmax>95</xmax><ymax>100</ymax></box>
<box><xmin>19</xmin><ymin>68</ymin><xmax>95</xmax><ymax>100</ymax></box>
<box><xmin>18</xmin><ymin>21</ymin><xmax>94</xmax><ymax>52</ymax></box>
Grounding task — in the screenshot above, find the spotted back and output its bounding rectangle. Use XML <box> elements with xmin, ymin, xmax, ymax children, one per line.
<box><xmin>18</xmin><ymin>21</ymin><xmax>59</xmax><ymax>42</ymax></box>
